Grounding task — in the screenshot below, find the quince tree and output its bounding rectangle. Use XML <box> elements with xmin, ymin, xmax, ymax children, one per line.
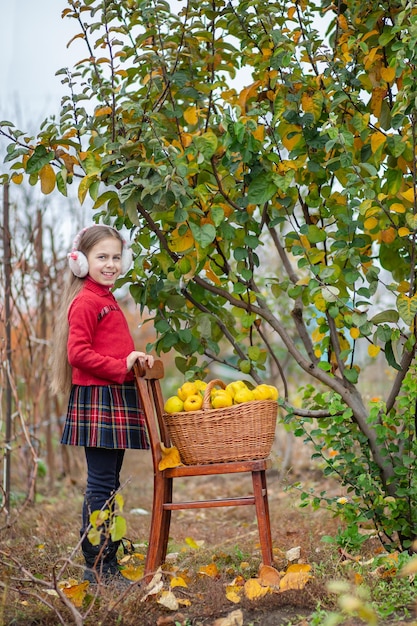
<box><xmin>3</xmin><ymin>0</ymin><xmax>417</xmax><ymax>550</ymax></box>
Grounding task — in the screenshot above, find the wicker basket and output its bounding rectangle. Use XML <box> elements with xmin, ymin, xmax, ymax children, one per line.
<box><xmin>163</xmin><ymin>379</ymin><xmax>278</xmax><ymax>465</ymax></box>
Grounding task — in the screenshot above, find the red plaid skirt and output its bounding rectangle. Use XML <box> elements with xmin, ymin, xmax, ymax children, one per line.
<box><xmin>61</xmin><ymin>383</ymin><xmax>149</xmax><ymax>449</ymax></box>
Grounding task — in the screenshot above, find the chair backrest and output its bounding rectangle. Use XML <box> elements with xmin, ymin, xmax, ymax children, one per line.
<box><xmin>133</xmin><ymin>360</ymin><xmax>169</xmax><ymax>471</ymax></box>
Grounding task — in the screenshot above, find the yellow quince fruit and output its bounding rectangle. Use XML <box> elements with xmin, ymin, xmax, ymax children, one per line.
<box><xmin>252</xmin><ymin>384</ymin><xmax>272</xmax><ymax>400</ymax></box>
<box><xmin>266</xmin><ymin>385</ymin><xmax>279</xmax><ymax>400</ymax></box>
<box><xmin>211</xmin><ymin>390</ymin><xmax>233</xmax><ymax>409</ymax></box>
<box><xmin>164</xmin><ymin>396</ymin><xmax>184</xmax><ymax>414</ymax></box>
<box><xmin>178</xmin><ymin>381</ymin><xmax>199</xmax><ymax>401</ymax></box>
<box><xmin>225</xmin><ymin>380</ymin><xmax>248</xmax><ymax>399</ymax></box>
<box><xmin>194</xmin><ymin>380</ymin><xmax>208</xmax><ymax>392</ymax></box>
<box><xmin>233</xmin><ymin>387</ymin><xmax>255</xmax><ymax>404</ymax></box>
<box><xmin>183</xmin><ymin>394</ymin><xmax>203</xmax><ymax>412</ymax></box>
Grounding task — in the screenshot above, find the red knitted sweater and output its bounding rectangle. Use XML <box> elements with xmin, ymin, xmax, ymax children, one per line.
<box><xmin>67</xmin><ymin>277</ymin><xmax>135</xmax><ymax>386</ymax></box>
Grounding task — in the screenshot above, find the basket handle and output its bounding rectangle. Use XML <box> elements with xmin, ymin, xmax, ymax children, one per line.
<box><xmin>202</xmin><ymin>379</ymin><xmax>226</xmax><ymax>409</ymax></box>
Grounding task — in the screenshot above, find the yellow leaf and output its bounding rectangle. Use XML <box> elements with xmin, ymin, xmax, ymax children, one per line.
<box><xmin>180</xmin><ymin>132</ymin><xmax>193</xmax><ymax>147</ymax></box>
<box><xmin>398</xmin><ymin>281</ymin><xmax>410</xmax><ymax>293</ymax></box>
<box><xmin>226</xmin><ymin>587</ymin><xmax>242</xmax><ymax>603</ymax></box>
<box><xmin>350</xmin><ymin>327</ymin><xmax>360</xmax><ymax>340</ymax></box>
<box><xmin>39</xmin><ymin>163</ymin><xmax>56</xmax><ymax>195</ymax></box>
<box><xmin>301</xmin><ymin>91</ymin><xmax>323</xmax><ymax>123</ymax></box>
<box><xmin>311</xmin><ymin>326</ymin><xmax>326</xmax><ymax>343</ymax></box>
<box><xmin>199</xmin><ymin>562</ymin><xmax>219</xmax><ymax>578</ymax></box>
<box><xmin>170</xmin><ymin>576</ymin><xmax>188</xmax><ymax>588</ymax></box>
<box><xmin>390</xmin><ymin>203</ymin><xmax>405</xmax><ymax>213</ymax></box>
<box><xmin>184</xmin><ymin>106</ymin><xmax>199</xmax><ymax>125</ymax></box>
<box><xmin>11</xmin><ymin>172</ymin><xmax>24</xmax><ymax>184</ymax></box>
<box><xmin>244</xmin><ymin>578</ymin><xmax>269</xmax><ymax>600</ymax></box>
<box><xmin>306</xmin><ymin>248</ymin><xmax>325</xmax><ymax>264</ymax></box>
<box><xmin>120</xmin><ymin>562</ymin><xmax>144</xmax><ymax>581</ymax></box>
<box><xmin>400</xmin><ymin>187</ymin><xmax>415</xmax><ymax>203</ymax></box>
<box><xmin>368</xmin><ymin>344</ymin><xmax>381</xmax><ymax>358</ymax></box>
<box><xmin>279</xmin><ymin>564</ymin><xmax>312</xmax><ymax>591</ymax></box>
<box><xmin>60</xmin><ymin>580</ymin><xmax>89</xmax><ymax>607</ymax></box>
<box><xmin>185</xmin><ymin>536</ymin><xmax>200</xmax><ymax>549</ymax></box>
<box><xmin>281</xmin><ymin>124</ymin><xmax>303</xmax><ymax>151</ymax></box>
<box><xmin>114</xmin><ymin>493</ymin><xmax>124</xmax><ymax>512</ymax></box>
<box><xmin>158</xmin><ymin>443</ymin><xmax>183</xmax><ymax>470</ymax></box>
<box><xmin>238</xmin><ymin>80</ymin><xmax>262</xmax><ymax>110</ymax></box>
<box><xmin>258</xmin><ymin>565</ymin><xmax>281</xmax><ymax>588</ymax></box>
<box><xmin>178</xmin><ymin>598</ymin><xmax>192</xmax><ymax>606</ymax></box>
<box><xmin>94</xmin><ymin>106</ymin><xmax>113</xmax><ymax>117</ymax></box>
<box><xmin>381</xmin><ymin>66</ymin><xmax>395</xmax><ymax>83</ymax></box>
<box><xmin>364</xmin><ymin>216</ymin><xmax>378</xmax><ymax>230</ymax></box>
<box><xmin>168</xmin><ymin>227</ymin><xmax>195</xmax><ymax>253</ymax></box>
<box><xmin>338</xmin><ymin>14</ymin><xmax>349</xmax><ymax>30</ymax></box>
<box><xmin>252</xmin><ymin>125</ymin><xmax>265</xmax><ymax>142</ymax></box>
<box><xmin>370</xmin><ymin>132</ymin><xmax>386</xmax><ymax>154</ymax></box>
<box><xmin>398</xmin><ymin>227</ymin><xmax>410</xmax><ymax>237</ymax></box>
<box><xmin>379</xmin><ymin>227</ymin><xmax>396</xmax><ymax>244</ymax></box>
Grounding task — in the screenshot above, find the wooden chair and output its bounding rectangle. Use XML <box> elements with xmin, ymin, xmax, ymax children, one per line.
<box><xmin>133</xmin><ymin>360</ymin><xmax>274</xmax><ymax>579</ymax></box>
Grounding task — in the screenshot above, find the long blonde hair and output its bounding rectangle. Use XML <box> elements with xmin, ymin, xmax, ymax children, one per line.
<box><xmin>49</xmin><ymin>226</ymin><xmax>125</xmax><ymax>396</ymax></box>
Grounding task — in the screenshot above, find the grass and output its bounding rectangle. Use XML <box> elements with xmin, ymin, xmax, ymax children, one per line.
<box><xmin>1</xmin><ymin>453</ymin><xmax>417</xmax><ymax>625</ymax></box>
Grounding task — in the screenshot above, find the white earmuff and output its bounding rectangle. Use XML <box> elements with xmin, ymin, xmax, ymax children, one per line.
<box><xmin>67</xmin><ymin>226</ymin><xmax>133</xmax><ymax>278</ymax></box>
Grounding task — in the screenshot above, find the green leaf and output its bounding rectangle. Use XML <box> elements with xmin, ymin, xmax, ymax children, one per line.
<box><xmin>247</xmin><ymin>173</ymin><xmax>278</xmax><ymax>204</ymax></box>
<box><xmin>306</xmin><ymin>224</ymin><xmax>326</xmax><ymax>244</ymax></box>
<box><xmin>189</xmin><ymin>222</ymin><xmax>216</xmax><ymax>248</ymax></box>
<box><xmin>370</xmin><ymin>310</ymin><xmax>399</xmax><ymax>324</ymax></box>
<box><xmin>195</xmin><ymin>131</ymin><xmax>218</xmax><ymax>159</ymax></box>
<box><xmin>344</xmin><ymin>368</ymin><xmax>359</xmax><ymax>384</ymax></box>
<box><xmin>385</xmin><ymin>340</ymin><xmax>402</xmax><ymax>371</ymax></box>
<box><xmin>26</xmin><ymin>145</ymin><xmax>53</xmax><ymax>175</ymax></box>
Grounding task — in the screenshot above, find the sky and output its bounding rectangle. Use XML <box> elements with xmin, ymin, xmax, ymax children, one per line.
<box><xmin>0</xmin><ymin>1</ymin><xmax>82</xmax><ymax>125</ymax></box>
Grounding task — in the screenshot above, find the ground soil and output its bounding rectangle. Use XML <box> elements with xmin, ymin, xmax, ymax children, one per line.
<box><xmin>2</xmin><ymin>435</ymin><xmax>417</xmax><ymax>625</ymax></box>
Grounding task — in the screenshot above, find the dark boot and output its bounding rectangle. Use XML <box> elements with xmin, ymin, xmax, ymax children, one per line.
<box><xmin>81</xmin><ymin>535</ymin><xmax>129</xmax><ymax>586</ymax></box>
<box><xmin>81</xmin><ymin>535</ymin><xmax>105</xmax><ymax>584</ymax></box>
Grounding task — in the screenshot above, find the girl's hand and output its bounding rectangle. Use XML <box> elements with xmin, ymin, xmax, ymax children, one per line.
<box><xmin>126</xmin><ymin>351</ymin><xmax>154</xmax><ymax>372</ymax></box>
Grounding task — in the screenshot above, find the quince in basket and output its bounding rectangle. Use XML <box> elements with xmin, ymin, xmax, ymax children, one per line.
<box><xmin>211</xmin><ymin>389</ymin><xmax>233</xmax><ymax>409</ymax></box>
<box><xmin>164</xmin><ymin>396</ymin><xmax>184</xmax><ymax>414</ymax></box>
<box><xmin>183</xmin><ymin>394</ymin><xmax>203</xmax><ymax>411</ymax></box>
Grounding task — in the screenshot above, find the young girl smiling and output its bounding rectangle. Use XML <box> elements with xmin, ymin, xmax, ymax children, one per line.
<box><xmin>51</xmin><ymin>224</ymin><xmax>153</xmax><ymax>584</ymax></box>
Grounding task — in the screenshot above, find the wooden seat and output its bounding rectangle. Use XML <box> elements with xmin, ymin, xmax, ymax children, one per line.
<box><xmin>133</xmin><ymin>360</ymin><xmax>274</xmax><ymax>579</ymax></box>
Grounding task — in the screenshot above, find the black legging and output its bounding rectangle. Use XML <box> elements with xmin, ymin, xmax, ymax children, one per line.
<box><xmin>82</xmin><ymin>447</ymin><xmax>125</xmax><ymax>531</ymax></box>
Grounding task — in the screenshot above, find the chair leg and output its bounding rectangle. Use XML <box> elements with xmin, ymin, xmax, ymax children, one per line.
<box><xmin>159</xmin><ymin>477</ymin><xmax>172</xmax><ymax>562</ymax></box>
<box><xmin>252</xmin><ymin>470</ymin><xmax>273</xmax><ymax>566</ymax></box>
<box><xmin>144</xmin><ymin>475</ymin><xmax>172</xmax><ymax>580</ymax></box>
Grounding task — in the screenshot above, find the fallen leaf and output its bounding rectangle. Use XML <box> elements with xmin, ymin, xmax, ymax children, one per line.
<box><xmin>285</xmin><ymin>546</ymin><xmax>301</xmax><ymax>562</ymax></box>
<box><xmin>157</xmin><ymin>590</ymin><xmax>179</xmax><ymax>610</ymax></box>
<box><xmin>244</xmin><ymin>578</ymin><xmax>269</xmax><ymax>600</ymax></box>
<box><xmin>120</xmin><ymin>562</ymin><xmax>144</xmax><ymax>581</ymax></box>
<box><xmin>185</xmin><ymin>536</ymin><xmax>201</xmax><ymax>549</ymax></box>
<box><xmin>225</xmin><ymin>585</ymin><xmax>242</xmax><ymax>604</ymax></box>
<box><xmin>170</xmin><ymin>576</ymin><xmax>188</xmax><ymax>588</ymax></box>
<box><xmin>199</xmin><ymin>562</ymin><xmax>219</xmax><ymax>578</ymax></box>
<box><xmin>159</xmin><ymin>443</ymin><xmax>183</xmax><ymax>470</ymax></box>
<box><xmin>60</xmin><ymin>580</ymin><xmax>89</xmax><ymax>607</ymax></box>
<box><xmin>258</xmin><ymin>564</ymin><xmax>281</xmax><ymax>588</ymax></box>
<box><xmin>213</xmin><ymin>608</ymin><xmax>244</xmax><ymax>626</ymax></box>
<box><xmin>279</xmin><ymin>564</ymin><xmax>312</xmax><ymax>591</ymax></box>
<box><xmin>141</xmin><ymin>568</ymin><xmax>164</xmax><ymax>601</ymax></box>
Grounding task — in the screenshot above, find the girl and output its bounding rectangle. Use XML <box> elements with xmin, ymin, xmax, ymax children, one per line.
<box><xmin>50</xmin><ymin>224</ymin><xmax>153</xmax><ymax>584</ymax></box>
